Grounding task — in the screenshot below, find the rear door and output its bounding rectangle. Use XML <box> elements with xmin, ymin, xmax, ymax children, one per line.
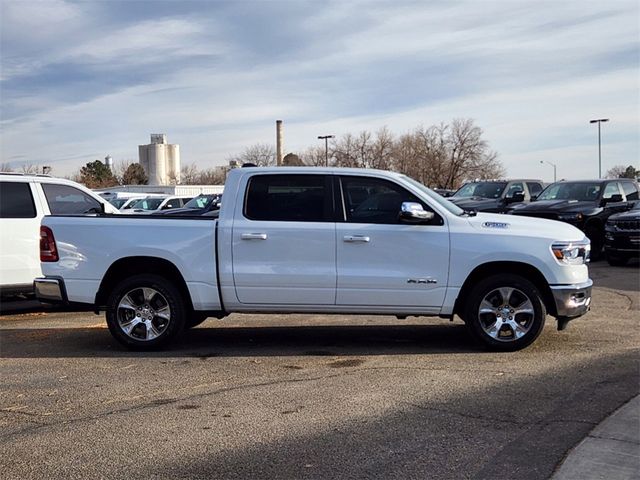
<box><xmin>0</xmin><ymin>181</ymin><xmax>41</xmax><ymax>287</ymax></box>
<box><xmin>232</xmin><ymin>173</ymin><xmax>336</xmax><ymax>305</ymax></box>
<box><xmin>335</xmin><ymin>175</ymin><xmax>449</xmax><ymax>308</ymax></box>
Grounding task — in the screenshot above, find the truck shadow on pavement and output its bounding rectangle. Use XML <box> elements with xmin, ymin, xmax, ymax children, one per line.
<box><xmin>0</xmin><ymin>323</ymin><xmax>485</xmax><ymax>358</ymax></box>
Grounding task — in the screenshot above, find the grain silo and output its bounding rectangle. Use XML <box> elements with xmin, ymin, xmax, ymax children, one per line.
<box><xmin>138</xmin><ymin>134</ymin><xmax>181</xmax><ymax>185</ymax></box>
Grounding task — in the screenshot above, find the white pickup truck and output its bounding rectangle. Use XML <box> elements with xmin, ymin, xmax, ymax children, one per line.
<box><xmin>35</xmin><ymin>167</ymin><xmax>592</xmax><ymax>351</ymax></box>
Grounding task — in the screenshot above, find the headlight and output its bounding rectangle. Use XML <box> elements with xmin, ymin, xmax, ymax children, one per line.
<box><xmin>551</xmin><ymin>240</ymin><xmax>590</xmax><ymax>265</ymax></box>
<box><xmin>557</xmin><ymin>212</ymin><xmax>584</xmax><ymax>222</ymax></box>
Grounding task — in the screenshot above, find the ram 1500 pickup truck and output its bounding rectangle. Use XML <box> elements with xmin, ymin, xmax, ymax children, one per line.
<box><xmin>35</xmin><ymin>167</ymin><xmax>593</xmax><ymax>351</ymax></box>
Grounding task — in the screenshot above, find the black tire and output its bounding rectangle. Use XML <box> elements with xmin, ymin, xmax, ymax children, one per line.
<box><xmin>185</xmin><ymin>313</ymin><xmax>209</xmax><ymax>329</ymax></box>
<box><xmin>464</xmin><ymin>274</ymin><xmax>546</xmax><ymax>352</ymax></box>
<box><xmin>106</xmin><ymin>274</ymin><xmax>186</xmax><ymax>349</ymax></box>
<box><xmin>585</xmin><ymin>224</ymin><xmax>604</xmax><ymax>261</ymax></box>
<box><xmin>606</xmin><ymin>252</ymin><xmax>629</xmax><ymax>266</ymax></box>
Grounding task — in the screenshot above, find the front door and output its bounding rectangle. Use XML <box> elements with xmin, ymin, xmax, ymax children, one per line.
<box><xmin>232</xmin><ymin>173</ymin><xmax>336</xmax><ymax>305</ymax></box>
<box><xmin>336</xmin><ymin>176</ymin><xmax>449</xmax><ymax>308</ymax></box>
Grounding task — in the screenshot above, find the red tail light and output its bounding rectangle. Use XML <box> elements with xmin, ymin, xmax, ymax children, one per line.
<box><xmin>40</xmin><ymin>226</ymin><xmax>59</xmax><ymax>262</ymax></box>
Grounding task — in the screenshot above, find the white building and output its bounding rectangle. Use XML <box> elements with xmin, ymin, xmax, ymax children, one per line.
<box><xmin>138</xmin><ymin>134</ymin><xmax>180</xmax><ymax>185</ymax></box>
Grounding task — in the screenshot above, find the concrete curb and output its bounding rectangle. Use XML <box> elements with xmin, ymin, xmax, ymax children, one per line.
<box><xmin>552</xmin><ymin>395</ymin><xmax>640</xmax><ymax>480</ymax></box>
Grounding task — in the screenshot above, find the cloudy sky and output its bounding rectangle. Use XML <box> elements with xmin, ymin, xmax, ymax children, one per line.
<box><xmin>1</xmin><ymin>0</ymin><xmax>638</xmax><ymax>181</ymax></box>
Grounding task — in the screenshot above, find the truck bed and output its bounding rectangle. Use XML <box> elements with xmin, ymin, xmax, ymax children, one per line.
<box><xmin>40</xmin><ymin>214</ymin><xmax>221</xmax><ymax>310</ymax></box>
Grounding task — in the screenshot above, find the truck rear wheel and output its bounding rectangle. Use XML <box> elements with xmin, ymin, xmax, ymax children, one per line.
<box><xmin>464</xmin><ymin>274</ymin><xmax>546</xmax><ymax>351</ymax></box>
<box><xmin>106</xmin><ymin>274</ymin><xmax>186</xmax><ymax>349</ymax></box>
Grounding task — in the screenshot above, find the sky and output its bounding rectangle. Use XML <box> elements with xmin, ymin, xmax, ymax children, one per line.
<box><xmin>1</xmin><ymin>0</ymin><xmax>638</xmax><ymax>182</ymax></box>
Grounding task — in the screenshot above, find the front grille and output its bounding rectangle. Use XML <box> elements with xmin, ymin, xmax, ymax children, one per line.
<box><xmin>512</xmin><ymin>211</ymin><xmax>558</xmax><ymax>220</ymax></box>
<box><xmin>611</xmin><ymin>219</ymin><xmax>640</xmax><ymax>231</ymax></box>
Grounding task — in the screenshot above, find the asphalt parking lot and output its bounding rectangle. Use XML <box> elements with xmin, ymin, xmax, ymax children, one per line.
<box><xmin>1</xmin><ymin>261</ymin><xmax>638</xmax><ymax>479</ymax></box>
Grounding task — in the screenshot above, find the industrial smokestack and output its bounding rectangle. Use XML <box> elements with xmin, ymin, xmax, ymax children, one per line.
<box><xmin>104</xmin><ymin>155</ymin><xmax>113</xmax><ymax>171</ymax></box>
<box><xmin>276</xmin><ymin>120</ymin><xmax>283</xmax><ymax>166</ymax></box>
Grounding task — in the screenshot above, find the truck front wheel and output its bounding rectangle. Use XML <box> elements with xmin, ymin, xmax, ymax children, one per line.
<box><xmin>464</xmin><ymin>274</ymin><xmax>546</xmax><ymax>351</ymax></box>
<box><xmin>106</xmin><ymin>274</ymin><xmax>186</xmax><ymax>349</ymax></box>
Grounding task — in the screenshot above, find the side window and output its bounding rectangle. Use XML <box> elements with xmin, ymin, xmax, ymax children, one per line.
<box><xmin>602</xmin><ymin>182</ymin><xmax>622</xmax><ymax>200</ymax></box>
<box><xmin>341</xmin><ymin>176</ymin><xmax>437</xmax><ymax>224</ymax></box>
<box><xmin>527</xmin><ymin>182</ymin><xmax>543</xmax><ymax>197</ymax></box>
<box><xmin>0</xmin><ymin>182</ymin><xmax>37</xmax><ymax>218</ymax></box>
<box><xmin>244</xmin><ymin>174</ymin><xmax>330</xmax><ymax>222</ymax></box>
<box><xmin>163</xmin><ymin>199</ymin><xmax>178</xmax><ymax>209</ymax></box>
<box><xmin>505</xmin><ymin>182</ymin><xmax>524</xmax><ymax>197</ymax></box>
<box><xmin>621</xmin><ymin>181</ymin><xmax>639</xmax><ymax>201</ymax></box>
<box><xmin>42</xmin><ymin>184</ymin><xmax>102</xmax><ymax>214</ymax></box>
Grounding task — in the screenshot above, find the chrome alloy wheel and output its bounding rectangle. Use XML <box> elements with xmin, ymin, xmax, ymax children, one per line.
<box><xmin>116</xmin><ymin>287</ymin><xmax>171</xmax><ymax>341</ymax></box>
<box><xmin>477</xmin><ymin>287</ymin><xmax>535</xmax><ymax>342</ymax></box>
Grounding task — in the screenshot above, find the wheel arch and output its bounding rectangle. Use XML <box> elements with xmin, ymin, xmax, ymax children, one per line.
<box><xmin>95</xmin><ymin>256</ymin><xmax>194</xmax><ymax>312</ymax></box>
<box><xmin>454</xmin><ymin>261</ymin><xmax>556</xmax><ymax>318</ymax></box>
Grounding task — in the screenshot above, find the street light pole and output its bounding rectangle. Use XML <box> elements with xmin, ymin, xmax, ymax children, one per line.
<box><xmin>589</xmin><ymin>118</ymin><xmax>609</xmax><ymax>179</ymax></box>
<box><xmin>540</xmin><ymin>161</ymin><xmax>557</xmax><ymax>182</ymax></box>
<box><xmin>317</xmin><ymin>135</ymin><xmax>335</xmax><ymax>167</ymax></box>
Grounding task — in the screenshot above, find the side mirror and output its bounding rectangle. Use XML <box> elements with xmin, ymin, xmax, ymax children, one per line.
<box><xmin>531</xmin><ymin>194</ymin><xmax>538</xmax><ymax>201</ymax></box>
<box><xmin>506</xmin><ymin>191</ymin><xmax>525</xmax><ymax>203</ymax></box>
<box><xmin>601</xmin><ymin>194</ymin><xmax>623</xmax><ymax>206</ymax></box>
<box><xmin>399</xmin><ymin>202</ymin><xmax>435</xmax><ymax>224</ymax></box>
<box><xmin>163</xmin><ymin>204</ymin><xmax>174</xmax><ymax>210</ymax></box>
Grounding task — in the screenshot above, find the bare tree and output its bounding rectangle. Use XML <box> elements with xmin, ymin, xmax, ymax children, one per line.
<box><xmin>112</xmin><ymin>160</ymin><xmax>129</xmax><ymax>183</ymax></box>
<box><xmin>180</xmin><ymin>164</ymin><xmax>200</xmax><ymax>185</ymax></box>
<box><xmin>0</xmin><ymin>162</ymin><xmax>14</xmax><ymax>172</ymax></box>
<box><xmin>229</xmin><ymin>143</ymin><xmax>276</xmax><ymax>167</ymax></box>
<box><xmin>333</xmin><ymin>133</ymin><xmax>358</xmax><ymax>168</ymax></box>
<box><xmin>122</xmin><ymin>164</ymin><xmax>148</xmax><ymax>185</ymax></box>
<box><xmin>301</xmin><ymin>146</ymin><xmax>327</xmax><ymax>167</ymax></box>
<box><xmin>20</xmin><ymin>163</ymin><xmax>39</xmax><ymax>174</ymax></box>
<box><xmin>224</xmin><ymin>118</ymin><xmax>503</xmax><ymax>188</ymax></box>
<box><xmin>606</xmin><ymin>165</ymin><xmax>638</xmax><ymax>179</ymax></box>
<box><xmin>198</xmin><ymin>167</ymin><xmax>227</xmax><ymax>185</ymax></box>
<box><xmin>371</xmin><ymin>127</ymin><xmax>394</xmax><ymax>170</ymax></box>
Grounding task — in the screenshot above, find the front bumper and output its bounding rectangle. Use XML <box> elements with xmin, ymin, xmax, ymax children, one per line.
<box><xmin>604</xmin><ymin>230</ymin><xmax>640</xmax><ymax>256</ymax></box>
<box><xmin>34</xmin><ymin>277</ymin><xmax>67</xmax><ymax>304</ymax></box>
<box><xmin>550</xmin><ymin>279</ymin><xmax>593</xmax><ymax>319</ymax></box>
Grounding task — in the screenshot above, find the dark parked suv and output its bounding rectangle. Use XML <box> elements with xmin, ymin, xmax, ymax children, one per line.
<box><xmin>605</xmin><ymin>201</ymin><xmax>640</xmax><ymax>265</ymax></box>
<box><xmin>152</xmin><ymin>194</ymin><xmax>222</xmax><ymax>216</ymax></box>
<box><xmin>449</xmin><ymin>179</ymin><xmax>544</xmax><ymax>213</ymax></box>
<box><xmin>510</xmin><ymin>179</ymin><xmax>639</xmax><ymax>259</ymax></box>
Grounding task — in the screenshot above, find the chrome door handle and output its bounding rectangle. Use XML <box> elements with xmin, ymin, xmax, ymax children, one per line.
<box><xmin>241</xmin><ymin>233</ymin><xmax>267</xmax><ymax>240</ymax></box>
<box><xmin>343</xmin><ymin>235</ymin><xmax>370</xmax><ymax>243</ymax></box>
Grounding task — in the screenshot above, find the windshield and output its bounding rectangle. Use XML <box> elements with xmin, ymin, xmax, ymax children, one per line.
<box><xmin>400</xmin><ymin>175</ymin><xmax>465</xmax><ymax>216</ymax></box>
<box><xmin>131</xmin><ymin>198</ymin><xmax>164</xmax><ymax>210</ymax></box>
<box><xmin>109</xmin><ymin>198</ymin><xmax>127</xmax><ymax>209</ymax></box>
<box><xmin>453</xmin><ymin>182</ymin><xmax>507</xmax><ymax>199</ymax></box>
<box><xmin>184</xmin><ymin>195</ymin><xmax>218</xmax><ymax>209</ymax></box>
<box><xmin>537</xmin><ymin>182</ymin><xmax>602</xmax><ymax>201</ymax></box>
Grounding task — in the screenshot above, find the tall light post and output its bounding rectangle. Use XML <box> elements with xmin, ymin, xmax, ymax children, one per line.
<box><xmin>589</xmin><ymin>118</ymin><xmax>609</xmax><ymax>178</ymax></box>
<box><xmin>317</xmin><ymin>135</ymin><xmax>335</xmax><ymax>167</ymax></box>
<box><xmin>539</xmin><ymin>160</ymin><xmax>557</xmax><ymax>182</ymax></box>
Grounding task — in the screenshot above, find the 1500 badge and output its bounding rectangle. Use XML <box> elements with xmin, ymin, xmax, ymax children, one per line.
<box><xmin>483</xmin><ymin>221</ymin><xmax>510</xmax><ymax>229</ymax></box>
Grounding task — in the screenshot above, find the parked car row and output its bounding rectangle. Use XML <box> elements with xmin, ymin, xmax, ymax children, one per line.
<box><xmin>446</xmin><ymin>177</ymin><xmax>639</xmax><ymax>265</ymax></box>
<box><xmin>102</xmin><ymin>192</ymin><xmax>222</xmax><ymax>216</ymax></box>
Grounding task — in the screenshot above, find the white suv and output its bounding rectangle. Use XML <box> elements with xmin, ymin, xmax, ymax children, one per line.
<box><xmin>0</xmin><ymin>173</ymin><xmax>119</xmax><ymax>296</ymax></box>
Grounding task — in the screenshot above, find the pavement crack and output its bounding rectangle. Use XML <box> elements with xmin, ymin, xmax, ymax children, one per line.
<box><xmin>596</xmin><ymin>287</ymin><xmax>635</xmax><ymax>311</ymax></box>
<box><xmin>0</xmin><ymin>370</ymin><xmax>358</xmax><ymax>441</ymax></box>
